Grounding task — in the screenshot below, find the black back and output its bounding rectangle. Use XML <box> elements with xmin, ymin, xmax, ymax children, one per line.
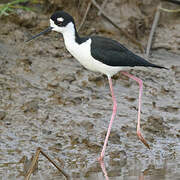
<box><xmin>90</xmin><ymin>36</ymin><xmax>166</xmax><ymax>69</ymax></box>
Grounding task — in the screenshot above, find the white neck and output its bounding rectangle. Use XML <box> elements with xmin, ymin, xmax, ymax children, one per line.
<box><xmin>62</xmin><ymin>22</ymin><xmax>76</xmax><ymax>47</ymax></box>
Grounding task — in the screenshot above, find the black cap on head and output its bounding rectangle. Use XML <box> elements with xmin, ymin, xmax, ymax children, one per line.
<box><xmin>50</xmin><ymin>11</ymin><xmax>75</xmax><ymax>27</ymax></box>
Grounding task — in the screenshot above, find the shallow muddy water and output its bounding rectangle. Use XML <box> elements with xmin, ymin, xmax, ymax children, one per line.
<box><xmin>0</xmin><ymin>33</ymin><xmax>180</xmax><ymax>180</ymax></box>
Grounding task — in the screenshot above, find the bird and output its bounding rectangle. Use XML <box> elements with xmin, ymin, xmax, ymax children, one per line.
<box><xmin>26</xmin><ymin>11</ymin><xmax>167</xmax><ymax>161</ymax></box>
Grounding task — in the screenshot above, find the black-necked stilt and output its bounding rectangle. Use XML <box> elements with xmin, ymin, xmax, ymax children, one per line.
<box><xmin>26</xmin><ymin>11</ymin><xmax>167</xmax><ymax>161</ymax></box>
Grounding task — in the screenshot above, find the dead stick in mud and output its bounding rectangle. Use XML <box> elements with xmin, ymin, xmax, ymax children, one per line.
<box><xmin>146</xmin><ymin>6</ymin><xmax>161</xmax><ymax>58</ymax></box>
<box><xmin>78</xmin><ymin>1</ymin><xmax>92</xmax><ymax>32</ymax></box>
<box><xmin>24</xmin><ymin>147</ymin><xmax>70</xmax><ymax>180</ymax></box>
<box><xmin>98</xmin><ymin>0</ymin><xmax>108</xmax><ymax>16</ymax></box>
<box><xmin>24</xmin><ymin>148</ymin><xmax>40</xmax><ymax>180</ymax></box>
<box><xmin>146</xmin><ymin>3</ymin><xmax>180</xmax><ymax>57</ymax></box>
<box><xmin>91</xmin><ymin>0</ymin><xmax>144</xmax><ymax>53</ymax></box>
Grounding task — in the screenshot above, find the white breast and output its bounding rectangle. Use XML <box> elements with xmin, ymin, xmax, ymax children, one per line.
<box><xmin>65</xmin><ymin>38</ymin><xmax>97</xmax><ymax>70</ymax></box>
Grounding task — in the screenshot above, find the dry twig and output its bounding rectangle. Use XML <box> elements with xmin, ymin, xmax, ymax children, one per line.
<box><xmin>146</xmin><ymin>6</ymin><xmax>161</xmax><ymax>58</ymax></box>
<box><xmin>24</xmin><ymin>147</ymin><xmax>70</xmax><ymax>180</ymax></box>
<box><xmin>91</xmin><ymin>0</ymin><xmax>144</xmax><ymax>53</ymax></box>
<box><xmin>159</xmin><ymin>6</ymin><xmax>180</xmax><ymax>12</ymax></box>
<box><xmin>146</xmin><ymin>2</ymin><xmax>180</xmax><ymax>57</ymax></box>
<box><xmin>78</xmin><ymin>1</ymin><xmax>92</xmax><ymax>32</ymax></box>
<box><xmin>98</xmin><ymin>0</ymin><xmax>108</xmax><ymax>16</ymax></box>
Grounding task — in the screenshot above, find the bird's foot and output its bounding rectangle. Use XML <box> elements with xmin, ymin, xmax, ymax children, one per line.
<box><xmin>137</xmin><ymin>130</ymin><xmax>150</xmax><ymax>149</ymax></box>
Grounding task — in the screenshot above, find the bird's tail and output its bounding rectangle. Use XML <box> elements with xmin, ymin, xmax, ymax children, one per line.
<box><xmin>150</xmin><ymin>64</ymin><xmax>168</xmax><ymax>70</ymax></box>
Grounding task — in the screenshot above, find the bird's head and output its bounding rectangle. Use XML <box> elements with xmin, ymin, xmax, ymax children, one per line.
<box><xmin>50</xmin><ymin>11</ymin><xmax>75</xmax><ymax>33</ymax></box>
<box><xmin>26</xmin><ymin>11</ymin><xmax>75</xmax><ymax>42</ymax></box>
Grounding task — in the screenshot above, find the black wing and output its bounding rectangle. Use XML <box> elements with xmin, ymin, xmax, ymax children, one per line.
<box><xmin>90</xmin><ymin>36</ymin><xmax>166</xmax><ymax>69</ymax></box>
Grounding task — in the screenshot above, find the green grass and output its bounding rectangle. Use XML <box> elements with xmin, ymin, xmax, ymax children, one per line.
<box><xmin>0</xmin><ymin>0</ymin><xmax>32</xmax><ymax>16</ymax></box>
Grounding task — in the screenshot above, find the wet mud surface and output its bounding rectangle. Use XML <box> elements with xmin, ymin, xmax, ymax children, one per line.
<box><xmin>0</xmin><ymin>37</ymin><xmax>180</xmax><ymax>180</ymax></box>
<box><xmin>0</xmin><ymin>3</ymin><xmax>180</xmax><ymax>180</ymax></box>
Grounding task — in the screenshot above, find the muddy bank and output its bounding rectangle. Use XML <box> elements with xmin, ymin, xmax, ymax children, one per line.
<box><xmin>0</xmin><ymin>1</ymin><xmax>180</xmax><ymax>179</ymax></box>
<box><xmin>0</xmin><ymin>41</ymin><xmax>180</xmax><ymax>179</ymax></box>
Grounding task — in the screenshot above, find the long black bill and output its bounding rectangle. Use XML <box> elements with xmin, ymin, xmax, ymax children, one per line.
<box><xmin>26</xmin><ymin>27</ymin><xmax>53</xmax><ymax>42</ymax></box>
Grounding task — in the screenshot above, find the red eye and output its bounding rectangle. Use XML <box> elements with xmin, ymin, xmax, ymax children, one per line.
<box><xmin>57</xmin><ymin>20</ymin><xmax>63</xmax><ymax>26</ymax></box>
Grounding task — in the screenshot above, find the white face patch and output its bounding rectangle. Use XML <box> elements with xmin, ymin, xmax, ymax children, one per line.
<box><xmin>57</xmin><ymin>17</ymin><xmax>64</xmax><ymax>22</ymax></box>
<box><xmin>50</xmin><ymin>19</ymin><xmax>75</xmax><ymax>34</ymax></box>
<box><xmin>50</xmin><ymin>19</ymin><xmax>62</xmax><ymax>33</ymax></box>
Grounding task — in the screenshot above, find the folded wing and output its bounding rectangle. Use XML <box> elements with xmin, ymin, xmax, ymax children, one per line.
<box><xmin>91</xmin><ymin>36</ymin><xmax>166</xmax><ymax>69</ymax></box>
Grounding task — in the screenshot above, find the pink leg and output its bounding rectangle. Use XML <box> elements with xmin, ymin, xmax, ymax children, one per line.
<box><xmin>121</xmin><ymin>71</ymin><xmax>150</xmax><ymax>149</ymax></box>
<box><xmin>100</xmin><ymin>159</ymin><xmax>109</xmax><ymax>180</ymax></box>
<box><xmin>99</xmin><ymin>76</ymin><xmax>117</xmax><ymax>161</ymax></box>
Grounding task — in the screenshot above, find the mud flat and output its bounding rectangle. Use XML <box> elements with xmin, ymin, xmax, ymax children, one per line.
<box><xmin>0</xmin><ymin>2</ymin><xmax>180</xmax><ymax>179</ymax></box>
